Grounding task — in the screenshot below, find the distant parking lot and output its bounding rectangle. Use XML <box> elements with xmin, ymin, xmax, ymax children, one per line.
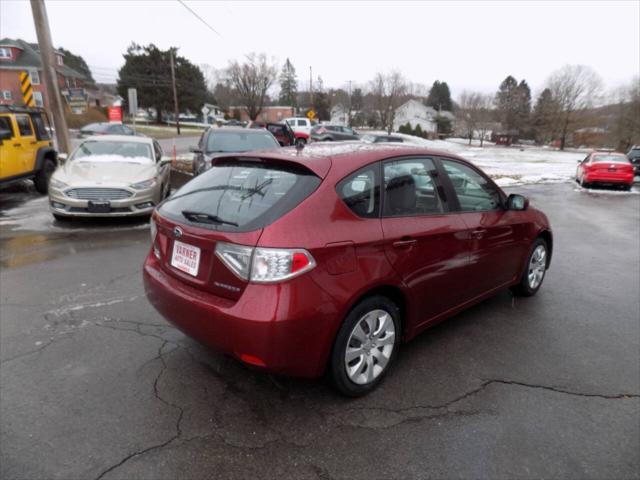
<box><xmin>1</xmin><ymin>180</ymin><xmax>638</xmax><ymax>479</ymax></box>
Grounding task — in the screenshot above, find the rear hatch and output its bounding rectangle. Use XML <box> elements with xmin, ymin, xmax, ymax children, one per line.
<box><xmin>153</xmin><ymin>158</ymin><xmax>321</xmax><ymax>300</ymax></box>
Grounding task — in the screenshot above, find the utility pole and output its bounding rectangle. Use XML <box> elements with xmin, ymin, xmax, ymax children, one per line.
<box><xmin>309</xmin><ymin>66</ymin><xmax>313</xmax><ymax>112</ymax></box>
<box><xmin>170</xmin><ymin>48</ymin><xmax>180</xmax><ymax>135</ymax></box>
<box><xmin>30</xmin><ymin>0</ymin><xmax>71</xmax><ymax>154</ymax></box>
<box><xmin>348</xmin><ymin>80</ymin><xmax>352</xmax><ymax>126</ymax></box>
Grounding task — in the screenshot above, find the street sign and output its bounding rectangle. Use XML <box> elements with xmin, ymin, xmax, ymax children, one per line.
<box><xmin>20</xmin><ymin>71</ymin><xmax>35</xmax><ymax>107</ymax></box>
<box><xmin>128</xmin><ymin>88</ymin><xmax>138</xmax><ymax>116</ymax></box>
<box><xmin>306</xmin><ymin>110</ymin><xmax>316</xmax><ymax>120</ymax></box>
<box><xmin>107</xmin><ymin>106</ymin><xmax>122</xmax><ymax>123</ymax></box>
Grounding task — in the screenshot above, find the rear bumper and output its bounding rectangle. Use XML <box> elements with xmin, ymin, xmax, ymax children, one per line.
<box><xmin>143</xmin><ymin>253</ymin><xmax>341</xmax><ymax>377</ymax></box>
<box><xmin>585</xmin><ymin>173</ymin><xmax>634</xmax><ymax>185</ymax></box>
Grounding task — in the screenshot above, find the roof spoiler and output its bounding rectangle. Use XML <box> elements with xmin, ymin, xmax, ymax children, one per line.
<box><xmin>211</xmin><ymin>153</ymin><xmax>331</xmax><ymax>179</ymax></box>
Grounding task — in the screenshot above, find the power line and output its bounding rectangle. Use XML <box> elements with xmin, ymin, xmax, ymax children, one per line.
<box><xmin>177</xmin><ymin>0</ymin><xmax>223</xmax><ymax>39</ymax></box>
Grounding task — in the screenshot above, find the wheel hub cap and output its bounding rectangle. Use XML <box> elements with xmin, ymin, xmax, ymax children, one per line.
<box><xmin>528</xmin><ymin>245</ymin><xmax>546</xmax><ymax>289</ymax></box>
<box><xmin>344</xmin><ymin>309</ymin><xmax>395</xmax><ymax>385</ymax></box>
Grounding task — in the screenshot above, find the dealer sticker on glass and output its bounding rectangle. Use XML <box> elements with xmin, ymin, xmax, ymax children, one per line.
<box><xmin>171</xmin><ymin>240</ymin><xmax>201</xmax><ymax>277</ymax></box>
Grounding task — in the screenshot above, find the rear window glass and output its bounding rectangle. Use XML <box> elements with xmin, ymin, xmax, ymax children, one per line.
<box><xmin>159</xmin><ymin>161</ymin><xmax>321</xmax><ymax>232</ymax></box>
<box><xmin>206</xmin><ymin>131</ymin><xmax>279</xmax><ymax>152</ymax></box>
<box><xmin>592</xmin><ymin>154</ymin><xmax>629</xmax><ymax>163</ymax></box>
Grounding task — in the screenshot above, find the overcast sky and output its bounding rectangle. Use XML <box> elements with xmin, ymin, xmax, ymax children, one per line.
<box><xmin>2</xmin><ymin>0</ymin><xmax>638</xmax><ymax>98</ymax></box>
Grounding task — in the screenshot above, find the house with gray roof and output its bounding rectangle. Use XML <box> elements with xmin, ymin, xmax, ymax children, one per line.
<box><xmin>0</xmin><ymin>38</ymin><xmax>85</xmax><ymax>111</ymax></box>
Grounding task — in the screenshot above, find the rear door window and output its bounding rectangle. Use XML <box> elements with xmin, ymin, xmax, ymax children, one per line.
<box><xmin>30</xmin><ymin>114</ymin><xmax>51</xmax><ymax>140</ymax></box>
<box><xmin>159</xmin><ymin>161</ymin><xmax>321</xmax><ymax>232</ymax></box>
<box><xmin>383</xmin><ymin>158</ymin><xmax>446</xmax><ymax>216</ymax></box>
<box><xmin>15</xmin><ymin>115</ymin><xmax>34</xmax><ymax>137</ymax></box>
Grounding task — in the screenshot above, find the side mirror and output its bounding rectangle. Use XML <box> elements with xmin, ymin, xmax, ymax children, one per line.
<box><xmin>57</xmin><ymin>153</ymin><xmax>68</xmax><ymax>163</ymax></box>
<box><xmin>507</xmin><ymin>193</ymin><xmax>528</xmax><ymax>211</ymax></box>
<box><xmin>189</xmin><ymin>146</ymin><xmax>202</xmax><ymax>154</ymax></box>
<box><xmin>160</xmin><ymin>157</ymin><xmax>172</xmax><ymax>165</ymax></box>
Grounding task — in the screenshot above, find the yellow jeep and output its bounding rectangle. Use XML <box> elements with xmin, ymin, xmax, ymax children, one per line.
<box><xmin>0</xmin><ymin>105</ymin><xmax>58</xmax><ymax>194</ymax></box>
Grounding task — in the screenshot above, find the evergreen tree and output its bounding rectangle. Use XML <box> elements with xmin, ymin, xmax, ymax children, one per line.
<box><xmin>278</xmin><ymin>58</ymin><xmax>298</xmax><ymax>107</ymax></box>
<box><xmin>313</xmin><ymin>76</ymin><xmax>331</xmax><ymax>120</ymax></box>
<box><xmin>426</xmin><ymin>80</ymin><xmax>453</xmax><ymax>111</ymax></box>
<box><xmin>414</xmin><ymin>123</ymin><xmax>424</xmax><ymax>138</ymax></box>
<box><xmin>351</xmin><ymin>88</ymin><xmax>363</xmax><ymax>111</ymax></box>
<box><xmin>495</xmin><ymin>75</ymin><xmax>520</xmax><ymax>132</ymax></box>
<box><xmin>515</xmin><ymin>80</ymin><xmax>532</xmax><ymax>136</ymax></box>
<box><xmin>117</xmin><ymin>43</ymin><xmax>209</xmax><ymax>123</ymax></box>
<box><xmin>532</xmin><ymin>88</ymin><xmax>559</xmax><ymax>144</ymax></box>
<box><xmin>58</xmin><ymin>47</ymin><xmax>95</xmax><ymax>86</ymax></box>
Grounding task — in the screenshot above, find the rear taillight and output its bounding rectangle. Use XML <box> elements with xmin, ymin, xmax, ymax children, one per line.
<box><xmin>150</xmin><ymin>217</ymin><xmax>160</xmax><ymax>259</ymax></box>
<box><xmin>215</xmin><ymin>242</ymin><xmax>316</xmax><ymax>283</ymax></box>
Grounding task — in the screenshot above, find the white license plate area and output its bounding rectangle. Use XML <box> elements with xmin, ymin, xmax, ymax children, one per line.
<box><xmin>171</xmin><ymin>240</ymin><xmax>201</xmax><ymax>277</ymax></box>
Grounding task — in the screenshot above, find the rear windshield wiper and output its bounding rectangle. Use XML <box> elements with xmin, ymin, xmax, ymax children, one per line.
<box><xmin>181</xmin><ymin>210</ymin><xmax>238</xmax><ymax>227</ymax></box>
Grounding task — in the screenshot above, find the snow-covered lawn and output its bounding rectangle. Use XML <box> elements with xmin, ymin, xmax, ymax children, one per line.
<box><xmin>368</xmin><ymin>132</ymin><xmax>588</xmax><ymax>186</ymax></box>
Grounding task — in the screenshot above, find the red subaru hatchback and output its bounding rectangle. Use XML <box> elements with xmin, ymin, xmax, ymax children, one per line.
<box><xmin>143</xmin><ymin>143</ymin><xmax>552</xmax><ymax>396</ymax></box>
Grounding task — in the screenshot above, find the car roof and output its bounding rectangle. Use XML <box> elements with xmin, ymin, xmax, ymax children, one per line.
<box><xmin>214</xmin><ymin>141</ymin><xmax>466</xmax><ymax>179</ymax></box>
<box><xmin>209</xmin><ymin>127</ymin><xmax>268</xmax><ymax>134</ymax></box>
<box><xmin>81</xmin><ymin>134</ymin><xmax>152</xmax><ymax>144</ymax></box>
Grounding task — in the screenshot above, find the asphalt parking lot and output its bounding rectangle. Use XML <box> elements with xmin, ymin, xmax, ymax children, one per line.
<box><xmin>1</xmin><ymin>179</ymin><xmax>639</xmax><ymax>479</ymax></box>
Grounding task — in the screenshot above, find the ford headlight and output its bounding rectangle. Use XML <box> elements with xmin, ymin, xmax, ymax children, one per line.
<box><xmin>130</xmin><ymin>178</ymin><xmax>157</xmax><ymax>190</ymax></box>
<box><xmin>49</xmin><ymin>178</ymin><xmax>68</xmax><ymax>190</ymax></box>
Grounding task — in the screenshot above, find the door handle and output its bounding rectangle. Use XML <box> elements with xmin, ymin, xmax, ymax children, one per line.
<box><xmin>392</xmin><ymin>239</ymin><xmax>417</xmax><ymax>249</ymax></box>
<box><xmin>30</xmin><ymin>141</ymin><xmax>37</xmax><ymax>145</ymax></box>
<box><xmin>13</xmin><ymin>143</ymin><xmax>21</xmax><ymax>147</ymax></box>
<box><xmin>471</xmin><ymin>228</ymin><xmax>487</xmax><ymax>239</ymax></box>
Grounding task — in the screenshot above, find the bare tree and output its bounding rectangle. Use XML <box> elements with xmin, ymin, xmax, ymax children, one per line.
<box><xmin>546</xmin><ymin>65</ymin><xmax>602</xmax><ymax>150</ymax></box>
<box><xmin>370</xmin><ymin>71</ymin><xmax>407</xmax><ymax>134</ymax></box>
<box><xmin>227</xmin><ymin>53</ymin><xmax>277</xmax><ymax>120</ymax></box>
<box><xmin>607</xmin><ymin>78</ymin><xmax>640</xmax><ymax>152</ymax></box>
<box><xmin>457</xmin><ymin>91</ymin><xmax>494</xmax><ymax>146</ymax></box>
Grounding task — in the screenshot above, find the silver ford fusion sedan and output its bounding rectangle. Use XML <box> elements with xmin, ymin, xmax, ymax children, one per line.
<box><xmin>48</xmin><ymin>135</ymin><xmax>171</xmax><ymax>219</ymax></box>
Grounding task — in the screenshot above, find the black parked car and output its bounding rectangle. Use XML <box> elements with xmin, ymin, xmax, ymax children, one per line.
<box><xmin>626</xmin><ymin>146</ymin><xmax>640</xmax><ymax>175</ymax></box>
<box><xmin>361</xmin><ymin>134</ymin><xmax>404</xmax><ymax>144</ymax></box>
<box><xmin>190</xmin><ymin>127</ymin><xmax>280</xmax><ymax>176</ymax></box>
<box><xmin>310</xmin><ymin>125</ymin><xmax>359</xmax><ymax>142</ymax></box>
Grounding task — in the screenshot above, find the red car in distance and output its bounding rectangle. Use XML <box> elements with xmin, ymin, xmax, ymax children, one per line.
<box><xmin>576</xmin><ymin>151</ymin><xmax>635</xmax><ymax>190</ymax></box>
<box><xmin>143</xmin><ymin>143</ymin><xmax>552</xmax><ymax>396</ymax></box>
<box><xmin>248</xmin><ymin>121</ymin><xmax>309</xmax><ymax>147</ymax></box>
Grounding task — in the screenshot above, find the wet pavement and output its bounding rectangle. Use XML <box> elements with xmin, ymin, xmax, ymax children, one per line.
<box><xmin>1</xmin><ymin>180</ymin><xmax>639</xmax><ymax>479</ymax></box>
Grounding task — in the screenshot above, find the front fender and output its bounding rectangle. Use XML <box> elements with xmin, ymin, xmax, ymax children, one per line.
<box><xmin>35</xmin><ymin>147</ymin><xmax>57</xmax><ymax>171</ymax></box>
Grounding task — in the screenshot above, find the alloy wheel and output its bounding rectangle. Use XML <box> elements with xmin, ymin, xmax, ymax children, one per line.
<box><xmin>344</xmin><ymin>309</ymin><xmax>396</xmax><ymax>385</ymax></box>
<box><xmin>528</xmin><ymin>245</ymin><xmax>546</xmax><ymax>289</ymax></box>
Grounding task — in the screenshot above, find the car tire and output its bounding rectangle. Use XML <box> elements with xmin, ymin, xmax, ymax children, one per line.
<box><xmin>579</xmin><ymin>175</ymin><xmax>589</xmax><ymax>188</ymax></box>
<box><xmin>295</xmin><ymin>138</ymin><xmax>306</xmax><ymax>147</ymax></box>
<box><xmin>511</xmin><ymin>237</ymin><xmax>548</xmax><ymax>297</ymax></box>
<box><xmin>34</xmin><ymin>159</ymin><xmax>56</xmax><ymax>194</ymax></box>
<box><xmin>329</xmin><ymin>295</ymin><xmax>400</xmax><ymax>397</ymax></box>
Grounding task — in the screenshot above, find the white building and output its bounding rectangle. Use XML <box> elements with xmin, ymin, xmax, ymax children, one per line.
<box><xmin>201</xmin><ymin>103</ymin><xmax>225</xmax><ymax>124</ymax></box>
<box><xmin>393</xmin><ymin>99</ymin><xmax>455</xmax><ymax>134</ymax></box>
<box><xmin>330</xmin><ymin>104</ymin><xmax>349</xmax><ymax>125</ymax></box>
<box><xmin>393</xmin><ymin>99</ymin><xmax>438</xmax><ymax>133</ymax></box>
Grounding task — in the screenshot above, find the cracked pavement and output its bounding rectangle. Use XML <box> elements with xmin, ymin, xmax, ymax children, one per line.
<box><xmin>1</xmin><ymin>181</ymin><xmax>639</xmax><ymax>479</ymax></box>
